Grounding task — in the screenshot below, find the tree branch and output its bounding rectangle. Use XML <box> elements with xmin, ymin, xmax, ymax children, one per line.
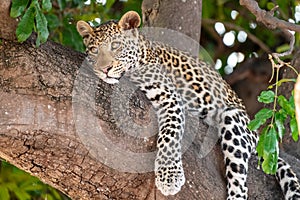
<box><xmin>240</xmin><ymin>0</ymin><xmax>300</xmax><ymax>33</ymax></box>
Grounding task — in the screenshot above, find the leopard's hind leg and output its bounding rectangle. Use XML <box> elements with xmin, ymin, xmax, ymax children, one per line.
<box><xmin>219</xmin><ymin>107</ymin><xmax>258</xmax><ymax>200</ymax></box>
<box><xmin>276</xmin><ymin>157</ymin><xmax>300</xmax><ymax>200</ymax></box>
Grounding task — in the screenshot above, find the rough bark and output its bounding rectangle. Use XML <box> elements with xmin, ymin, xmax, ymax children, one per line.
<box><xmin>0</xmin><ymin>37</ymin><xmax>157</xmax><ymax>200</ymax></box>
<box><xmin>0</xmin><ymin>0</ymin><xmax>300</xmax><ymax>200</ymax></box>
<box><xmin>142</xmin><ymin>0</ymin><xmax>202</xmax><ymax>42</ymax></box>
<box><xmin>0</xmin><ymin>0</ymin><xmax>18</xmax><ymax>41</ymax></box>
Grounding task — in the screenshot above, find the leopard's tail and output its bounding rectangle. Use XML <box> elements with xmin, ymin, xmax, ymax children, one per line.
<box><xmin>276</xmin><ymin>157</ymin><xmax>300</xmax><ymax>200</ymax></box>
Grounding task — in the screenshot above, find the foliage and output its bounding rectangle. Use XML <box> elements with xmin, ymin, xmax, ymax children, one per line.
<box><xmin>202</xmin><ymin>0</ymin><xmax>300</xmax><ymax>174</ymax></box>
<box><xmin>202</xmin><ymin>0</ymin><xmax>300</xmax><ymax>73</ymax></box>
<box><xmin>0</xmin><ymin>160</ymin><xmax>69</xmax><ymax>200</ymax></box>
<box><xmin>10</xmin><ymin>0</ymin><xmax>50</xmax><ymax>47</ymax></box>
<box><xmin>10</xmin><ymin>0</ymin><xmax>142</xmax><ymax>51</ymax></box>
<box><xmin>248</xmin><ymin>55</ymin><xmax>299</xmax><ymax>174</ymax></box>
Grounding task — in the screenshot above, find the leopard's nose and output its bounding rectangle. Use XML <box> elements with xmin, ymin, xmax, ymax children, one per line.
<box><xmin>103</xmin><ymin>66</ymin><xmax>112</xmax><ymax>73</ymax></box>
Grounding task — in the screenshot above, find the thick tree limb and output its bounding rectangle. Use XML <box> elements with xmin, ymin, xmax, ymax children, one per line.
<box><xmin>0</xmin><ymin>0</ymin><xmax>17</xmax><ymax>41</ymax></box>
<box><xmin>0</xmin><ymin>38</ymin><xmax>157</xmax><ymax>199</ymax></box>
<box><xmin>0</xmin><ymin>37</ymin><xmax>228</xmax><ymax>199</ymax></box>
<box><xmin>142</xmin><ymin>0</ymin><xmax>202</xmax><ymax>41</ymax></box>
<box><xmin>1</xmin><ymin>32</ymin><xmax>297</xmax><ymax>200</ymax></box>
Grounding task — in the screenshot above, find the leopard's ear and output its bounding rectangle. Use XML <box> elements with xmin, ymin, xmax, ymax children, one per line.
<box><xmin>76</xmin><ymin>20</ymin><xmax>93</xmax><ymax>37</ymax></box>
<box><xmin>118</xmin><ymin>11</ymin><xmax>141</xmax><ymax>30</ymax></box>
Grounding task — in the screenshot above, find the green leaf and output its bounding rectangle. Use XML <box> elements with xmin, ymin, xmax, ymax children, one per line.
<box><xmin>10</xmin><ymin>0</ymin><xmax>30</xmax><ymax>18</ymax></box>
<box><xmin>57</xmin><ymin>0</ymin><xmax>66</xmax><ymax>10</ymax></box>
<box><xmin>42</xmin><ymin>0</ymin><xmax>52</xmax><ymax>11</ymax></box>
<box><xmin>274</xmin><ymin>112</ymin><xmax>286</xmax><ymax>141</ymax></box>
<box><xmin>258</xmin><ymin>90</ymin><xmax>275</xmax><ymax>104</ymax></box>
<box><xmin>35</xmin><ymin>2</ymin><xmax>49</xmax><ymax>46</ymax></box>
<box><xmin>248</xmin><ymin>118</ymin><xmax>263</xmax><ymax>131</ymax></box>
<box><xmin>4</xmin><ymin>182</ymin><xmax>17</xmax><ymax>191</ymax></box>
<box><xmin>276</xmin><ymin>44</ymin><xmax>290</xmax><ymax>53</ymax></box>
<box><xmin>15</xmin><ymin>5</ymin><xmax>35</xmax><ymax>42</ymax></box>
<box><xmin>106</xmin><ymin>0</ymin><xmax>116</xmax><ymax>9</ymax></box>
<box><xmin>61</xmin><ymin>24</ymin><xmax>84</xmax><ymax>51</ymax></box>
<box><xmin>278</xmin><ymin>95</ymin><xmax>294</xmax><ymax>116</ymax></box>
<box><xmin>264</xmin><ymin>126</ymin><xmax>278</xmax><ymax>153</ymax></box>
<box><xmin>20</xmin><ymin>181</ymin><xmax>43</xmax><ymax>192</ymax></box>
<box><xmin>256</xmin><ymin>126</ymin><xmax>269</xmax><ymax>157</ymax></box>
<box><xmin>289</xmin><ymin>92</ymin><xmax>295</xmax><ymax>108</ymax></box>
<box><xmin>72</xmin><ymin>0</ymin><xmax>82</xmax><ymax>5</ymax></box>
<box><xmin>266</xmin><ymin>2</ymin><xmax>275</xmax><ymax>10</ymax></box>
<box><xmin>248</xmin><ymin>108</ymin><xmax>273</xmax><ymax>130</ymax></box>
<box><xmin>262</xmin><ymin>150</ymin><xmax>278</xmax><ymax>174</ymax></box>
<box><xmin>290</xmin><ymin>118</ymin><xmax>299</xmax><ymax>141</ymax></box>
<box><xmin>49</xmin><ymin>187</ymin><xmax>63</xmax><ymax>199</ymax></box>
<box><xmin>42</xmin><ymin>194</ymin><xmax>54</xmax><ymax>200</ymax></box>
<box><xmin>202</xmin><ymin>0</ymin><xmax>217</xmax><ymax>18</ymax></box>
<box><xmin>0</xmin><ymin>186</ymin><xmax>10</xmax><ymax>200</ymax></box>
<box><xmin>14</xmin><ymin>190</ymin><xmax>31</xmax><ymax>200</ymax></box>
<box><xmin>45</xmin><ymin>14</ymin><xmax>60</xmax><ymax>30</ymax></box>
<box><xmin>262</xmin><ymin>126</ymin><xmax>278</xmax><ymax>174</ymax></box>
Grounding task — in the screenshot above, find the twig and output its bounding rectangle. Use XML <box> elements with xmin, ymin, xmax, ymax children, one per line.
<box><xmin>272</xmin><ymin>30</ymin><xmax>295</xmax><ymax>60</ymax></box>
<box><xmin>240</xmin><ymin>0</ymin><xmax>300</xmax><ymax>33</ymax></box>
<box><xmin>240</xmin><ymin>0</ymin><xmax>296</xmax><ymax>60</ymax></box>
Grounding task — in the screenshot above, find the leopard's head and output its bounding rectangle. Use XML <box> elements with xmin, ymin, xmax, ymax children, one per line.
<box><xmin>76</xmin><ymin>11</ymin><xmax>141</xmax><ymax>84</ymax></box>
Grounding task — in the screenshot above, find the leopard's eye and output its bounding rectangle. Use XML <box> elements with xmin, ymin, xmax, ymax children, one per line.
<box><xmin>111</xmin><ymin>41</ymin><xmax>121</xmax><ymax>51</ymax></box>
<box><xmin>90</xmin><ymin>46</ymin><xmax>98</xmax><ymax>54</ymax></box>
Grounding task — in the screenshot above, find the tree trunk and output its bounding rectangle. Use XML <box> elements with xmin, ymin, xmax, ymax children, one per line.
<box><xmin>142</xmin><ymin>0</ymin><xmax>202</xmax><ymax>41</ymax></box>
<box><xmin>0</xmin><ymin>0</ymin><xmax>299</xmax><ymax>199</ymax></box>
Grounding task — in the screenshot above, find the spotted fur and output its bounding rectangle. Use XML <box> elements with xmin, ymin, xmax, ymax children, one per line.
<box><xmin>77</xmin><ymin>11</ymin><xmax>300</xmax><ymax>199</ymax></box>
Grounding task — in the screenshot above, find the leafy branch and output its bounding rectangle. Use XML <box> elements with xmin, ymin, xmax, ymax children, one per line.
<box><xmin>10</xmin><ymin>0</ymin><xmax>51</xmax><ymax>46</ymax></box>
<box><xmin>9</xmin><ymin>0</ymin><xmax>127</xmax><ymax>51</ymax></box>
<box><xmin>239</xmin><ymin>0</ymin><xmax>300</xmax><ymax>175</ymax></box>
<box><xmin>240</xmin><ymin>0</ymin><xmax>300</xmax><ymax>32</ymax></box>
<box><xmin>248</xmin><ymin>54</ymin><xmax>299</xmax><ymax>174</ymax></box>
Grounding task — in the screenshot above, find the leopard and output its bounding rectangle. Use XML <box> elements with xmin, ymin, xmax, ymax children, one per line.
<box><xmin>76</xmin><ymin>11</ymin><xmax>300</xmax><ymax>199</ymax></box>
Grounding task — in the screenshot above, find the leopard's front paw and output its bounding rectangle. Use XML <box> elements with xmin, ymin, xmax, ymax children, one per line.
<box><xmin>155</xmin><ymin>159</ymin><xmax>185</xmax><ymax>196</ymax></box>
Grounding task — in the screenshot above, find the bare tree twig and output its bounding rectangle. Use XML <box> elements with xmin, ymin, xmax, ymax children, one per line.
<box><xmin>272</xmin><ymin>30</ymin><xmax>295</xmax><ymax>61</ymax></box>
<box><xmin>240</xmin><ymin>0</ymin><xmax>300</xmax><ymax>33</ymax></box>
<box><xmin>240</xmin><ymin>0</ymin><xmax>297</xmax><ymax>61</ymax></box>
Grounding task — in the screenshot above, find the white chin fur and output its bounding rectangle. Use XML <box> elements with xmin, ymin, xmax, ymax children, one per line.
<box><xmin>94</xmin><ymin>70</ymin><xmax>119</xmax><ymax>84</ymax></box>
<box><xmin>104</xmin><ymin>77</ymin><xmax>119</xmax><ymax>84</ymax></box>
